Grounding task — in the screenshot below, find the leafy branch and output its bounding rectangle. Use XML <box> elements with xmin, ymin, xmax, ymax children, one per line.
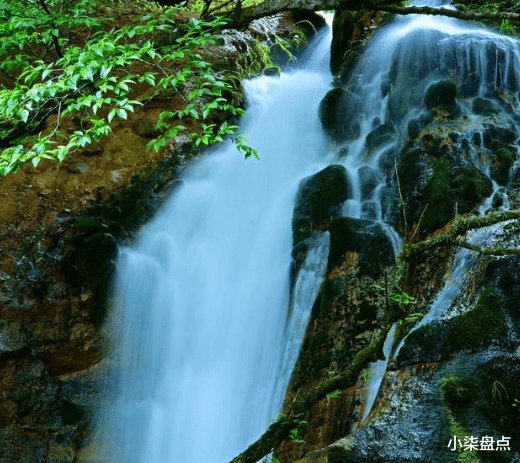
<box><xmin>0</xmin><ymin>2</ymin><xmax>256</xmax><ymax>174</ymax></box>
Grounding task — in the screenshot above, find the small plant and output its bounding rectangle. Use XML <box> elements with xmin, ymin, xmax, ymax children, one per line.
<box><xmin>404</xmin><ymin>312</ymin><xmax>423</xmax><ymax>323</ymax></box>
<box><xmin>326</xmin><ymin>389</ymin><xmax>342</xmax><ymax>399</ymax></box>
<box><xmin>289</xmin><ymin>427</ymin><xmax>306</xmax><ymax>445</ymax></box>
<box><xmin>492</xmin><ymin>380</ymin><xmax>509</xmax><ymax>404</ymax></box>
<box><xmin>500</xmin><ymin>19</ymin><xmax>516</xmax><ymax>35</ymax></box>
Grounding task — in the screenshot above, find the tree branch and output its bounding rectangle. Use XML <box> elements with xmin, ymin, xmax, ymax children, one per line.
<box><xmin>36</xmin><ymin>0</ymin><xmax>63</xmax><ymax>58</ymax></box>
<box><xmin>396</xmin><ymin>209</ymin><xmax>520</xmax><ymax>285</ymax></box>
<box><xmin>222</xmin><ymin>0</ymin><xmax>519</xmax><ymax>28</ymax></box>
<box><xmin>369</xmin><ymin>4</ymin><xmax>520</xmax><ymax>22</ymax></box>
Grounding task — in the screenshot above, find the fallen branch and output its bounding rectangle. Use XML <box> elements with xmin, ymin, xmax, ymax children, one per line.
<box><xmin>370</xmin><ymin>4</ymin><xmax>520</xmax><ymax>22</ymax></box>
<box><xmin>219</xmin><ymin>0</ymin><xmax>520</xmax><ymax>28</ymax></box>
<box><xmin>396</xmin><ymin>209</ymin><xmax>520</xmax><ymax>285</ymax></box>
<box><xmin>229</xmin><ymin>330</ymin><xmax>386</xmax><ymax>463</ymax></box>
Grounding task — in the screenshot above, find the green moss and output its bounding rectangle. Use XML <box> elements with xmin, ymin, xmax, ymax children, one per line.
<box><xmin>419</xmin><ymin>161</ymin><xmax>492</xmax><ymax>232</ymax></box>
<box><xmin>424</xmin><ymin>80</ymin><xmax>458</xmax><ymax>115</ymax></box>
<box><xmin>451</xmin><ymin>164</ymin><xmax>493</xmax><ymax>213</ymax></box>
<box><xmin>327</xmin><ymin>446</ymin><xmax>355</xmax><ymax>463</ymax></box>
<box><xmin>422</xmin><ymin>159</ymin><xmax>453</xmax><ymax>231</ymax></box>
<box><xmin>492</xmin><ymin>148</ymin><xmax>515</xmax><ymax>185</ymax></box>
<box><xmin>440</xmin><ymin>374</ymin><xmax>479</xmax><ymax>410</ymax></box>
<box><xmin>443</xmin><ymin>288</ymin><xmax>505</xmax><ymax>354</ymax></box>
<box><xmin>399</xmin><ymin>288</ymin><xmax>506</xmax><ymax>361</ymax></box>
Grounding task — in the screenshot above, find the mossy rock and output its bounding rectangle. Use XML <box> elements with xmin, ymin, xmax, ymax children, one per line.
<box><xmin>439</xmin><ymin>360</ymin><xmax>520</xmax><ymax>458</ymax></box>
<box><xmin>472</xmin><ymin>97</ymin><xmax>497</xmax><ymax>116</ymax></box>
<box><xmin>132</xmin><ymin>117</ymin><xmax>163</xmax><ymax>139</ymax></box>
<box><xmin>483</xmin><ymin>124</ymin><xmax>517</xmax><ymax>151</ymax></box>
<box><xmin>420</xmin><ymin>159</ymin><xmax>453</xmax><ymax>232</ymax></box>
<box><xmin>399</xmin><ymin>288</ymin><xmax>507</xmax><ymax>364</ymax></box>
<box><xmin>445</xmin><ymin>287</ymin><xmax>506</xmax><ymax>354</ymax></box>
<box><xmin>440</xmin><ymin>373</ymin><xmax>480</xmax><ymax>410</ymax></box>
<box><xmin>319</xmin><ymin>87</ymin><xmax>360</xmax><ymax>141</ymax></box>
<box><xmin>358</xmin><ymin>166</ymin><xmax>380</xmax><ymax>197</ymax></box>
<box><xmin>491</xmin><ymin>147</ymin><xmax>515</xmax><ymax>185</ymax></box>
<box><xmin>488</xmin><ymin>255</ymin><xmax>520</xmax><ymax>332</ymax></box>
<box><xmin>451</xmin><ymin>164</ymin><xmax>493</xmax><ymax>213</ymax></box>
<box><xmin>292</xmin><ymin>165</ymin><xmax>349</xmax><ymax>244</ymax></box>
<box><xmin>328</xmin><ymin>217</ymin><xmax>394</xmax><ymax>277</ymax></box>
<box><xmin>424</xmin><ymin>80</ymin><xmax>460</xmax><ymax>116</ymax></box>
<box><xmin>327</xmin><ymin>446</ymin><xmax>356</xmax><ymax>463</ymax></box>
<box><xmin>365</xmin><ymin>124</ymin><xmax>393</xmax><ymax>153</ymax></box>
<box><xmin>414</xmin><ymin>160</ymin><xmax>492</xmax><ymax>233</ymax></box>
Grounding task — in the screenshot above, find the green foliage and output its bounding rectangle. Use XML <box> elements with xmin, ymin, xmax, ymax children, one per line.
<box><xmin>0</xmin><ymin>0</ymin><xmax>253</xmax><ymax>174</ymax></box>
<box><xmin>262</xmin><ymin>456</ymin><xmax>281</xmax><ymax>463</ymax></box>
<box><xmin>288</xmin><ymin>427</ymin><xmax>306</xmax><ymax>444</ymax></box>
<box><xmin>326</xmin><ymin>389</ymin><xmax>342</xmax><ymax>399</ymax></box>
<box><xmin>500</xmin><ymin>19</ymin><xmax>517</xmax><ymax>35</ymax></box>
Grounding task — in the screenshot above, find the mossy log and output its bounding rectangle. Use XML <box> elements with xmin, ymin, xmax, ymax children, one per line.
<box><xmin>222</xmin><ymin>0</ymin><xmax>520</xmax><ymax>28</ymax></box>
<box><xmin>396</xmin><ymin>209</ymin><xmax>520</xmax><ymax>285</ymax></box>
<box><xmin>229</xmin><ymin>330</ymin><xmax>386</xmax><ymax>463</ymax></box>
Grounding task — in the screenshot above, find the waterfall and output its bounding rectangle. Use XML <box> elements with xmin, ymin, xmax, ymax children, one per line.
<box><xmin>327</xmin><ymin>0</ymin><xmax>520</xmax><ymax>417</ymax></box>
<box><xmin>99</xmin><ymin>24</ymin><xmax>333</xmax><ymax>463</ymax></box>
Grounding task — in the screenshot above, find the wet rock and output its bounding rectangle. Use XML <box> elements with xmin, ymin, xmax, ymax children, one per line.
<box><xmin>488</xmin><ymin>255</ymin><xmax>520</xmax><ymax>331</ymax></box>
<box><xmin>132</xmin><ymin>117</ymin><xmax>162</xmax><ymax>139</ymax></box>
<box><xmin>400</xmin><ymin>156</ymin><xmax>492</xmax><ymax>233</ymax></box>
<box><xmin>491</xmin><ymin>147</ymin><xmax>515</xmax><ymax>185</ymax></box>
<box><xmin>407</xmin><ymin>118</ymin><xmax>421</xmax><ymax>139</ymax></box>
<box><xmin>472</xmin><ymin>97</ymin><xmax>497</xmax><ymax>115</ymax></box>
<box><xmin>15</xmin><ymin>361</ymin><xmax>61</xmax><ymax>426</ymax></box>
<box><xmin>387</xmin><ymin>76</ymin><xmax>424</xmax><ymax>123</ymax></box>
<box><xmin>365</xmin><ymin>124</ymin><xmax>393</xmax><ymax>153</ymax></box>
<box><xmin>450</xmin><ymin>163</ymin><xmax>493</xmax><ymax>212</ymax></box>
<box><xmin>329</xmin><ymin>217</ymin><xmax>394</xmax><ymax>278</ymax></box>
<box><xmin>292</xmin><ymin>165</ymin><xmax>349</xmax><ymax>245</ymax></box>
<box><xmin>424</xmin><ymin>80</ymin><xmax>459</xmax><ymax>116</ymax></box>
<box><xmin>358</xmin><ymin>166</ymin><xmax>380</xmax><ymax>197</ymax></box>
<box><xmin>0</xmin><ymin>320</ymin><xmax>29</xmax><ymax>358</ymax></box>
<box><xmin>482</xmin><ymin>123</ymin><xmax>517</xmax><ymax>151</ymax></box>
<box><xmin>319</xmin><ymin>88</ymin><xmax>360</xmax><ymax>141</ymax></box>
<box><xmin>67</xmin><ymin>162</ymin><xmax>89</xmax><ymax>175</ymax></box>
<box><xmin>398</xmin><ymin>287</ymin><xmax>507</xmax><ymax>365</ymax></box>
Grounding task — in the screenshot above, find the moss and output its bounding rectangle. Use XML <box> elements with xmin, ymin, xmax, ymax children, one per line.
<box><xmin>421</xmin><ymin>159</ymin><xmax>454</xmax><ymax>232</ymax></box>
<box><xmin>418</xmin><ymin>161</ymin><xmax>492</xmax><ymax>233</ymax></box>
<box><xmin>440</xmin><ymin>374</ymin><xmax>479</xmax><ymax>410</ymax></box>
<box><xmin>443</xmin><ymin>288</ymin><xmax>505</xmax><ymax>354</ymax></box>
<box><xmin>424</xmin><ymin>80</ymin><xmax>459</xmax><ymax>116</ymax></box>
<box><xmin>327</xmin><ymin>446</ymin><xmax>356</xmax><ymax>463</ymax></box>
<box><xmin>451</xmin><ymin>164</ymin><xmax>493</xmax><ymax>213</ymax></box>
<box><xmin>399</xmin><ymin>288</ymin><xmax>506</xmax><ymax>362</ymax></box>
<box><xmin>471</xmin><ymin>97</ymin><xmax>497</xmax><ymax>116</ymax></box>
<box><xmin>492</xmin><ymin>147</ymin><xmax>515</xmax><ymax>185</ymax></box>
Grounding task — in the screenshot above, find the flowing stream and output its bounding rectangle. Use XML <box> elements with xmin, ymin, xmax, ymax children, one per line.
<box><xmin>100</xmin><ymin>23</ymin><xmax>333</xmax><ymax>463</ymax></box>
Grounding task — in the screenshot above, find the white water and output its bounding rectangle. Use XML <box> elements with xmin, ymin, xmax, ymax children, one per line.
<box><xmin>100</xmin><ymin>26</ymin><xmax>333</xmax><ymax>463</ymax></box>
<box><xmin>361</xmin><ymin>322</ymin><xmax>397</xmax><ymax>421</ymax></box>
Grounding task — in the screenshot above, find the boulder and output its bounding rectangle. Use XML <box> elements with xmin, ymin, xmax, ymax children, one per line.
<box><xmin>319</xmin><ymin>88</ymin><xmax>360</xmax><ymax>142</ymax></box>
<box><xmin>472</xmin><ymin>97</ymin><xmax>497</xmax><ymax>116</ymax></box>
<box><xmin>292</xmin><ymin>165</ymin><xmax>349</xmax><ymax>245</ymax></box>
<box><xmin>424</xmin><ymin>80</ymin><xmax>459</xmax><ymax>116</ymax></box>
<box><xmin>328</xmin><ymin>217</ymin><xmax>394</xmax><ymax>277</ymax></box>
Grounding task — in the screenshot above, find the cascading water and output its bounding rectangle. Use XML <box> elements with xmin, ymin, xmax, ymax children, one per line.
<box><xmin>99</xmin><ymin>24</ymin><xmax>333</xmax><ymax>463</ymax></box>
<box><xmin>324</xmin><ymin>0</ymin><xmax>520</xmax><ymax>418</ymax></box>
